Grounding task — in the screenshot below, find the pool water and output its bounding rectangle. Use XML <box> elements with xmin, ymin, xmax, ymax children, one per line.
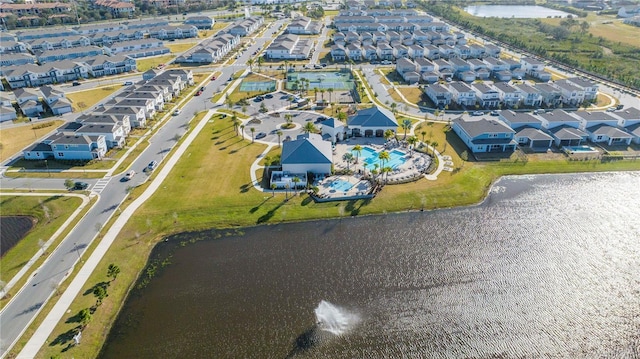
<box><xmin>330</xmin><ymin>179</ymin><xmax>354</xmax><ymax>192</ymax></box>
<box><xmin>563</xmin><ymin>145</ymin><xmax>598</xmax><ymax>153</ymax></box>
<box><xmin>359</xmin><ymin>147</ymin><xmax>407</xmax><ymax>169</ymax></box>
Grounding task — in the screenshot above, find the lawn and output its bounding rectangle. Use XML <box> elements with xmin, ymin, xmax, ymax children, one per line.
<box><xmin>136</xmin><ymin>55</ymin><xmax>175</xmax><ymax>72</ymax></box>
<box><xmin>66</xmin><ymin>86</ymin><xmax>120</xmax><ymax>112</ymax></box>
<box><xmin>0</xmin><ymin>195</ymin><xmax>84</xmax><ymax>308</ymax></box>
<box><xmin>166</xmin><ymin>42</ymin><xmax>197</xmax><ymax>54</ymax></box>
<box><xmin>397</xmin><ymin>87</ymin><xmax>425</xmax><ymax>104</ymax></box>
<box><xmin>541</xmin><ymin>13</ymin><xmax>640</xmax><ymax>48</ymax></box>
<box><xmin>35</xmin><ymin>117</ymin><xmax>640</xmax><ymax>358</ymax></box>
<box><xmin>0</xmin><ymin>120</ymin><xmax>63</xmax><ymax>162</ymax></box>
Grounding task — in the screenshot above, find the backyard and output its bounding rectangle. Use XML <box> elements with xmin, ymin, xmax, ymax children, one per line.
<box><xmin>66</xmin><ymin>86</ymin><xmax>120</xmax><ymax>112</ymax></box>
<box><xmin>0</xmin><ymin>120</ymin><xmax>63</xmax><ymax>162</ymax></box>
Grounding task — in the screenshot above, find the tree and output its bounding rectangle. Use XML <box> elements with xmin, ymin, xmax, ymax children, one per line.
<box><xmin>431</xmin><ymin>141</ymin><xmax>439</xmax><ymax>154</ymax></box>
<box><xmin>352</xmin><ymin>144</ymin><xmax>362</xmax><ymax>164</ymax></box>
<box><xmin>257</xmin><ymin>56</ymin><xmax>264</xmax><ymax>72</ymax></box>
<box><xmin>420</xmin><ymin>130</ymin><xmax>427</xmax><ymax>143</ymax></box>
<box><xmin>328</xmin><ymin>87</ymin><xmax>334</xmax><ymax>103</ymax></box>
<box><xmin>342</xmin><ymin>152</ymin><xmax>354</xmax><ymax>171</ymax></box>
<box><xmin>250</xmin><ymin>127</ymin><xmax>256</xmax><ymax>143</ymax></box>
<box><xmin>271</xmin><ymin>183</ymin><xmax>277</xmax><ymax>197</ymax></box>
<box><xmin>93</xmin><ymin>285</ymin><xmax>108</xmax><ymax>306</ymax></box>
<box><xmin>232</xmin><ymin>113</ymin><xmax>241</xmax><ymax>136</ymax></box>
<box><xmin>79</xmin><ymin>308</ymin><xmax>92</xmax><ymax>327</ymax></box>
<box><xmin>313</xmin><ymin>87</ymin><xmax>319</xmax><ymax>102</ymax></box>
<box><xmin>240</xmin><ymin>124</ymin><xmax>245</xmax><ymax>138</ymax></box>
<box><xmin>407</xmin><ymin>136</ymin><xmax>418</xmax><ymax>156</ymax></box>
<box><xmin>292</xmin><ymin>176</ymin><xmax>301</xmax><ymax>192</ymax></box>
<box><xmin>276</xmin><ymin>130</ymin><xmax>283</xmax><ymax>147</ymax></box>
<box><xmin>384</xmin><ymin>129</ymin><xmax>395</xmax><ymax>142</ymax></box>
<box><xmin>378</xmin><ymin>150</ymin><xmax>390</xmax><ymax>170</ymax></box>
<box><xmin>225</xmin><ymin>96</ymin><xmax>233</xmax><ymax>110</ymax></box>
<box><xmin>107</xmin><ymin>264</ymin><xmax>120</xmax><ymax>281</ymax></box>
<box><xmin>302</xmin><ymin>121</ymin><xmax>317</xmax><ymax>134</ymax></box>
<box><xmin>381</xmin><ymin>166</ymin><xmax>392</xmax><ymax>184</ymax></box>
<box><xmin>390</xmin><ymin>102</ymin><xmax>398</xmax><ymax>116</ymax></box>
<box><xmin>64</xmin><ymin>179</ymin><xmax>74</xmax><ymax>190</ymax></box>
<box><xmin>401</xmin><ymin>119</ymin><xmax>412</xmax><ymax>139</ymax></box>
<box><xmin>460</xmin><ymin>150</ymin><xmax>469</xmax><ymax>167</ymax></box>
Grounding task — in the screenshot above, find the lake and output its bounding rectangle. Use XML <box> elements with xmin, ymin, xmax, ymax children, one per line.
<box><xmin>464</xmin><ymin>5</ymin><xmax>572</xmax><ymax>18</ymax></box>
<box><xmin>101</xmin><ymin>172</ymin><xmax>640</xmax><ymax>358</ymax></box>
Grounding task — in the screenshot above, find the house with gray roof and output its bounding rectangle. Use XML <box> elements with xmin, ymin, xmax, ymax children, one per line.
<box><xmin>552</xmin><ymin>79</ymin><xmax>585</xmax><ymax>106</ymax></box>
<box><xmin>280</xmin><ymin>133</ymin><xmax>332</xmax><ymax>177</ymax></box>
<box><xmin>347</xmin><ymin>106</ymin><xmax>398</xmax><ymax>138</ymax></box>
<box><xmin>452</xmin><ymin>117</ymin><xmax>516</xmax><ymax>153</ymax></box>
<box><xmin>184</xmin><ymin>16</ymin><xmax>215</xmax><ymax>30</ymax></box>
<box><xmin>287</xmin><ymin>16</ymin><xmax>322</xmax><ymax>35</ymax></box>
<box><xmin>36</xmin><ymin>46</ymin><xmax>103</xmax><ymax>63</ymax></box>
<box><xmin>424</xmin><ymin>83</ymin><xmax>452</xmax><ymax>107</ymax></box>
<box><xmin>513</xmin><ymin>127</ymin><xmax>554</xmax><ymax>150</ymax></box>
<box><xmin>574</xmin><ymin>111</ymin><xmax>633</xmax><ymax>146</ymax></box>
<box><xmin>0</xmin><ymin>53</ymin><xmax>35</xmax><ymax>67</ymax></box>
<box><xmin>265</xmin><ymin>34</ymin><xmax>313</xmax><ymax>60</ymax></box>
<box><xmin>41</xmin><ymin>85</ymin><xmax>72</xmax><ymax>115</ymax></box>
<box><xmin>24</xmin><ymin>132</ymin><xmax>107</xmax><ymax>160</ymax></box>
<box><xmin>566</xmin><ymin>77</ymin><xmax>598</xmax><ymax>101</ymax></box>
<box><xmin>539</xmin><ymin>110</ymin><xmax>587</xmax><ymax>146</ymax></box>
<box><xmin>321</xmin><ymin>117</ymin><xmax>346</xmax><ymax>143</ymax></box>
<box><xmin>449</xmin><ymin>82</ymin><xmax>475</xmax><ymax>107</ymax></box>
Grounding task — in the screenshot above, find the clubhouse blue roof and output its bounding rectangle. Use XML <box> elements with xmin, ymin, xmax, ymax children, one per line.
<box><xmin>281</xmin><ymin>133</ymin><xmax>332</xmax><ymax>165</ymax></box>
<box><xmin>321</xmin><ymin>117</ymin><xmax>345</xmax><ymax>128</ymax></box>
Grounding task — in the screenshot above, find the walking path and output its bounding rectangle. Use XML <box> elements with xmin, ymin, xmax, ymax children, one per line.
<box><xmin>17</xmin><ymin>110</ymin><xmax>216</xmax><ymax>359</ymax></box>
<box><xmin>0</xmin><ymin>193</ymin><xmax>91</xmax><ymax>300</ymax></box>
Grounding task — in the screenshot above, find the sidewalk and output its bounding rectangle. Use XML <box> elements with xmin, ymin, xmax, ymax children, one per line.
<box><xmin>17</xmin><ymin>110</ymin><xmax>216</xmax><ymax>359</ymax></box>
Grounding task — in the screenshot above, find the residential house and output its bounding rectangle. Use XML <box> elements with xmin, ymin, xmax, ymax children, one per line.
<box><xmin>124</xmin><ymin>19</ymin><xmax>169</xmax><ymax>29</ymax></box>
<box><xmin>538</xmin><ymin>109</ymin><xmax>588</xmax><ymax>146</ymax></box>
<box><xmin>104</xmin><ymin>38</ymin><xmax>169</xmax><ymax>58</ymax></box>
<box><xmin>574</xmin><ymin>111</ymin><xmax>633</xmax><ymax>146</ymax></box>
<box><xmin>265</xmin><ymin>34</ymin><xmax>313</xmax><ymax>60</ymax></box>
<box><xmin>363</xmin><ymin>45</ymin><xmax>378</xmax><ymax>61</ymax></box>
<box><xmin>73</xmin><ymin>23</ymin><xmax>127</xmax><ymax>35</ymax></box>
<box><xmin>535</xmin><ymin>83</ymin><xmax>562</xmax><ymax>107</ymax></box>
<box><xmin>74</xmin><ymin>123</ymin><xmax>126</xmax><ymax>148</ymax></box>
<box><xmin>377</xmin><ymin>43</ymin><xmax>394</xmax><ymax>60</ymax></box>
<box><xmin>493</xmin><ymin>82</ymin><xmax>521</xmax><ymax>107</ymax></box>
<box><xmin>16</xmin><ymin>28</ymin><xmax>77</xmax><ymax>42</ymax></box>
<box><xmin>0</xmin><ymin>93</ymin><xmax>17</xmax><ymax>122</ymax></box>
<box><xmin>0</xmin><ymin>40</ymin><xmax>28</xmax><ymax>54</ymax></box>
<box><xmin>459</xmin><ymin>70</ymin><xmax>476</xmax><ymax>82</ymax></box>
<box><xmin>346</xmin><ymin>43</ymin><xmax>364</xmax><ymax>61</ymax></box>
<box><xmin>184</xmin><ymin>16</ymin><xmax>215</xmax><ymax>30</ymax></box>
<box><xmin>93</xmin><ymin>0</ymin><xmax>135</xmax><ymax>18</ymax></box>
<box><xmin>516</xmin><ymin>84</ymin><xmax>542</xmax><ymax>107</ymax></box>
<box><xmin>494</xmin><ymin>70</ymin><xmax>513</xmax><ymax>82</ymax></box>
<box><xmin>483</xmin><ymin>57</ymin><xmax>509</xmax><ymax>74</ymax></box>
<box><xmin>424</xmin><ymin>83</ymin><xmax>452</xmax><ymax>107</ymax></box>
<box><xmin>484</xmin><ymin>43</ymin><xmax>501</xmax><ymax>58</ymax></box>
<box><xmin>40</xmin><ymin>85</ymin><xmax>72</xmax><ymax>115</ymax></box>
<box><xmin>76</xmin><ymin>113</ymin><xmax>131</xmax><ymax>135</ymax></box>
<box><xmin>99</xmin><ymin>106</ymin><xmax>146</xmax><ymax>128</ymax></box>
<box><xmin>521</xmin><ymin>57</ymin><xmax>550</xmax><ymax>80</ymax></box>
<box><xmin>414</xmin><ymin>57</ymin><xmax>435</xmax><ymax>73</ymax></box>
<box><xmin>449</xmin><ymin>82</ymin><xmax>476</xmax><ymax>107</ymax></box>
<box><xmin>287</xmin><ymin>16</ymin><xmax>321</xmax><ymax>35</ymax></box>
<box><xmin>407</xmin><ymin>44</ymin><xmax>424</xmax><ymax>59</ymax></box>
<box><xmin>565</xmin><ymin>77</ymin><xmax>598</xmax><ymax>101</ymax></box>
<box><xmin>452</xmin><ymin>117</ymin><xmax>516</xmax><ymax>153</ymax></box>
<box><xmin>330</xmin><ymin>45</ymin><xmax>347</xmax><ymax>62</ymax></box>
<box><xmin>423</xmin><ymin>45</ymin><xmax>440</xmax><ymax>60</ymax></box>
<box><xmin>613</xmin><ymin>107</ymin><xmax>640</xmax><ymax>144</ymax></box>
<box><xmin>347</xmin><ymin>106</ymin><xmax>398</xmax><ymax>138</ymax></box>
<box><xmin>0</xmin><ymin>53</ymin><xmax>36</xmax><ymax>67</ymax></box>
<box><xmin>82</xmin><ymin>54</ymin><xmax>137</xmax><ymax>77</ymax></box>
<box><xmin>36</xmin><ymin>46</ymin><xmax>103</xmax><ymax>63</ymax></box>
<box><xmin>498</xmin><ymin>110</ymin><xmax>552</xmax><ymax>150</ymax></box>
<box><xmin>47</xmin><ymin>132</ymin><xmax>107</xmax><ymax>160</ymax></box>
<box><xmin>148</xmin><ymin>25</ymin><xmax>198</xmax><ymax>40</ymax></box>
<box><xmin>472</xmin><ymin>83</ymin><xmax>500</xmax><ymax>108</ymax></box>
<box><xmin>552</xmin><ymin>79</ymin><xmax>586</xmax><ymax>106</ymax></box>
<box><xmin>227</xmin><ymin>16</ymin><xmax>264</xmax><ymax>37</ymax></box>
<box><xmin>433</xmin><ymin>59</ymin><xmax>453</xmax><ymax>79</ymax></box>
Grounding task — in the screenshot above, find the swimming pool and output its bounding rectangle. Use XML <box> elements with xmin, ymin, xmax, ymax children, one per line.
<box><xmin>563</xmin><ymin>145</ymin><xmax>598</xmax><ymax>154</ymax></box>
<box><xmin>329</xmin><ymin>179</ymin><xmax>354</xmax><ymax>192</ymax></box>
<box><xmin>358</xmin><ymin>147</ymin><xmax>407</xmax><ymax>169</ymax></box>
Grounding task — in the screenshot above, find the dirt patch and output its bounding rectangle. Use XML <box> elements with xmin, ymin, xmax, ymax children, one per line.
<box><xmin>0</xmin><ymin>216</ymin><xmax>36</xmax><ymax>257</ymax></box>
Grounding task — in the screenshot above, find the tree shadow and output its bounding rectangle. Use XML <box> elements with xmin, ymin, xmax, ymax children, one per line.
<box><xmin>49</xmin><ymin>326</ymin><xmax>80</xmax><ymax>347</ymax></box>
<box><xmin>256</xmin><ymin>200</ymin><xmax>285</xmax><ymax>224</ymax></box>
<box><xmin>249</xmin><ymin>196</ymin><xmax>272</xmax><ymax>213</ymax></box>
<box><xmin>301</xmin><ymin>195</ymin><xmax>313</xmax><ymax>206</ymax></box>
<box><xmin>82</xmin><ymin>281</ymin><xmax>110</xmax><ymax>296</ymax></box>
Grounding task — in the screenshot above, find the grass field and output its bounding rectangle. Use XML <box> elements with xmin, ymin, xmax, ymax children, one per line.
<box><xmin>37</xmin><ymin>109</ymin><xmax>640</xmax><ymax>358</ymax></box>
<box><xmin>397</xmin><ymin>87</ymin><xmax>425</xmax><ymax>104</ymax></box>
<box><xmin>66</xmin><ymin>86</ymin><xmax>120</xmax><ymax>112</ymax></box>
<box><xmin>540</xmin><ymin>13</ymin><xmax>640</xmax><ymax>48</ymax></box>
<box><xmin>0</xmin><ymin>195</ymin><xmax>84</xmax><ymax>304</ymax></box>
<box><xmin>136</xmin><ymin>55</ymin><xmax>175</xmax><ymax>72</ymax></box>
<box><xmin>0</xmin><ymin>120</ymin><xmax>63</xmax><ymax>162</ymax></box>
<box><xmin>166</xmin><ymin>42</ymin><xmax>197</xmax><ymax>54</ymax></box>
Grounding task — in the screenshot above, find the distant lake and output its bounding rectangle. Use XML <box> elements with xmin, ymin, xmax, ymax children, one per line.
<box><xmin>464</xmin><ymin>5</ymin><xmax>572</xmax><ymax>18</ymax></box>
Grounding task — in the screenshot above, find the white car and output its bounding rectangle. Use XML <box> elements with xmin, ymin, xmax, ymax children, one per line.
<box><xmin>123</xmin><ymin>170</ymin><xmax>135</xmax><ymax>181</ymax></box>
<box><xmin>173</xmin><ymin>109</ymin><xmax>181</xmax><ymax>116</ymax></box>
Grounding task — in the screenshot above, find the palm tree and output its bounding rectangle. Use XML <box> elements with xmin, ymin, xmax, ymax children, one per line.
<box><xmin>373</xmin><ymin>163</ymin><xmax>380</xmax><ymax>180</ymax></box>
<box><xmin>420</xmin><ymin>130</ymin><xmax>427</xmax><ymax>143</ymax></box>
<box><xmin>276</xmin><ymin>130</ymin><xmax>283</xmax><ymax>147</ymax></box>
<box><xmin>247</xmin><ymin>58</ymin><xmax>254</xmax><ymax>71</ymax></box>
<box><xmin>384</xmin><ymin>129</ymin><xmax>395</xmax><ymax>142</ymax></box>
<box><xmin>107</xmin><ymin>264</ymin><xmax>120</xmax><ymax>281</ymax></box>
<box><xmin>378</xmin><ymin>150</ymin><xmax>390</xmax><ymax>170</ymax></box>
<box><xmin>232</xmin><ymin>112</ymin><xmax>240</xmax><ymax>136</ymax></box>
<box><xmin>342</xmin><ymin>152</ymin><xmax>354</xmax><ymax>172</ymax></box>
<box><xmin>328</xmin><ymin>87</ymin><xmax>334</xmax><ymax>103</ymax></box>
<box><xmin>390</xmin><ymin>102</ymin><xmax>398</xmax><ymax>116</ymax></box>
<box><xmin>401</xmin><ymin>119</ymin><xmax>412</xmax><ymax>139</ymax></box>
<box><xmin>250</xmin><ymin>127</ymin><xmax>256</xmax><ymax>142</ymax></box>
<box><xmin>313</xmin><ymin>87</ymin><xmax>319</xmax><ymax>102</ymax></box>
<box><xmin>431</xmin><ymin>141</ymin><xmax>439</xmax><ymax>154</ymax></box>
<box><xmin>302</xmin><ymin>121</ymin><xmax>316</xmax><ymax>134</ymax></box>
<box><xmin>240</xmin><ymin>124</ymin><xmax>245</xmax><ymax>138</ymax></box>
<box><xmin>225</xmin><ymin>96</ymin><xmax>233</xmax><ymax>110</ymax></box>
<box><xmin>351</xmin><ymin>144</ymin><xmax>362</xmax><ymax>164</ymax></box>
<box><xmin>271</xmin><ymin>183</ymin><xmax>277</xmax><ymax>197</ymax></box>
<box><xmin>284</xmin><ymin>113</ymin><xmax>293</xmax><ymax>125</ymax></box>
<box><xmin>320</xmin><ymin>88</ymin><xmax>325</xmax><ymax>104</ymax></box>
<box><xmin>381</xmin><ymin>166</ymin><xmax>392</xmax><ymax>184</ymax></box>
<box><xmin>292</xmin><ymin>176</ymin><xmax>301</xmax><ymax>192</ymax></box>
<box><xmin>257</xmin><ymin>56</ymin><xmax>264</xmax><ymax>72</ymax></box>
<box><xmin>407</xmin><ymin>136</ymin><xmax>418</xmax><ymax>156</ymax></box>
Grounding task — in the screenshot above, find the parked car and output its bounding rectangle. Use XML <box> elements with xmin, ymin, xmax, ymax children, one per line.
<box><xmin>490</xmin><ymin>110</ymin><xmax>499</xmax><ymax>116</ymax></box>
<box><xmin>255</xmin><ymin>132</ymin><xmax>267</xmax><ymax>139</ymax></box>
<box><xmin>123</xmin><ymin>170</ymin><xmax>135</xmax><ymax>181</ymax></box>
<box><xmin>616</xmin><ymin>104</ymin><xmax>625</xmax><ymax>110</ymax></box>
<box><xmin>200</xmin><ymin>86</ymin><xmax>206</xmax><ymax>92</ymax></box>
<box><xmin>321</xmin><ymin>63</ymin><xmax>327</xmax><ymax>67</ymax></box>
<box><xmin>73</xmin><ymin>181</ymin><xmax>89</xmax><ymax>190</ymax></box>
<box><xmin>533</xmin><ymin>109</ymin><xmax>546</xmax><ymax>115</ymax></box>
<box><xmin>173</xmin><ymin>109</ymin><xmax>181</xmax><ymax>116</ymax></box>
<box><xmin>314</xmin><ymin>64</ymin><xmax>322</xmax><ymax>69</ymax></box>
<box><xmin>265</xmin><ymin>93</ymin><xmax>273</xmax><ymax>99</ymax></box>
<box><xmin>123</xmin><ymin>81</ymin><xmax>133</xmax><ymax>86</ymax></box>
<box><xmin>211</xmin><ymin>76</ymin><xmax>216</xmax><ymax>80</ymax></box>
<box><xmin>72</xmin><ymin>81</ymin><xmax>81</xmax><ymax>86</ymax></box>
<box><xmin>607</xmin><ymin>107</ymin><xmax>616</xmax><ymax>112</ymax></box>
<box><xmin>195</xmin><ymin>90</ymin><xmax>202</xmax><ymax>96</ymax></box>
<box><xmin>472</xmin><ymin>111</ymin><xmax>484</xmax><ymax>116</ymax></box>
<box><xmin>381</xmin><ymin>60</ymin><xmax>392</xmax><ymax>65</ymax></box>
<box><xmin>146</xmin><ymin>160</ymin><xmax>158</xmax><ymax>172</ymax></box>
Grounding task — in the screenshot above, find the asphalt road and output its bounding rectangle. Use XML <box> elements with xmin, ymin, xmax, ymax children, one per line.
<box><xmin>0</xmin><ymin>19</ymin><xmax>286</xmax><ymax>357</ymax></box>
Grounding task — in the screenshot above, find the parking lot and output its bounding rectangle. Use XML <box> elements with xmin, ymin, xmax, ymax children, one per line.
<box><xmin>241</xmin><ymin>110</ymin><xmax>327</xmax><ymax>144</ymax></box>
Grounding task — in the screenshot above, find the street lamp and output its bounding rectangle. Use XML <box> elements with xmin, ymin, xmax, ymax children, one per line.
<box><xmin>44</xmin><ymin>159</ymin><xmax>50</xmax><ymax>177</ymax></box>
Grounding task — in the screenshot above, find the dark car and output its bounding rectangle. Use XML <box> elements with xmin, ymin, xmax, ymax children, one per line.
<box><xmin>195</xmin><ymin>90</ymin><xmax>202</xmax><ymax>97</ymax></box>
<box><xmin>200</xmin><ymin>86</ymin><xmax>206</xmax><ymax>92</ymax></box>
<box><xmin>265</xmin><ymin>93</ymin><xmax>273</xmax><ymax>99</ymax></box>
<box><xmin>72</xmin><ymin>81</ymin><xmax>81</xmax><ymax>86</ymax></box>
<box><xmin>73</xmin><ymin>181</ymin><xmax>89</xmax><ymax>190</ymax></box>
<box><xmin>255</xmin><ymin>132</ymin><xmax>267</xmax><ymax>139</ymax></box>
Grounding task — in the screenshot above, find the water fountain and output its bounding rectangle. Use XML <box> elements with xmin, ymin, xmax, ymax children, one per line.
<box><xmin>314</xmin><ymin>300</ymin><xmax>359</xmax><ymax>335</ymax></box>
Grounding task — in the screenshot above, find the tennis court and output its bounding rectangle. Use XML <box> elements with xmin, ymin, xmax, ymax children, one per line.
<box><xmin>286</xmin><ymin>71</ymin><xmax>355</xmax><ymax>91</ymax></box>
<box><xmin>239</xmin><ymin>80</ymin><xmax>277</xmax><ymax>92</ymax></box>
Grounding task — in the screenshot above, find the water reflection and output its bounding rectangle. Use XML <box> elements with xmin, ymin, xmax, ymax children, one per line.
<box><xmin>101</xmin><ymin>172</ymin><xmax>640</xmax><ymax>358</ymax></box>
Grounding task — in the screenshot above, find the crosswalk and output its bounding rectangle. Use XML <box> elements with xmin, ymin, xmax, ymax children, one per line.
<box><xmin>91</xmin><ymin>177</ymin><xmax>111</xmax><ymax>193</ymax></box>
